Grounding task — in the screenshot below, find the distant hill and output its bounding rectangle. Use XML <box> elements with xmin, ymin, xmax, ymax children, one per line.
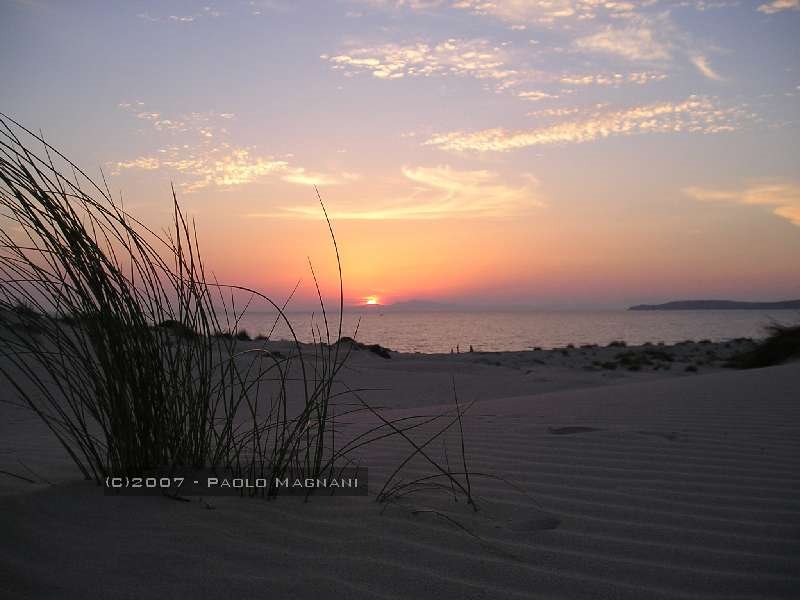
<box><xmin>629</xmin><ymin>300</ymin><xmax>800</xmax><ymax>311</ymax></box>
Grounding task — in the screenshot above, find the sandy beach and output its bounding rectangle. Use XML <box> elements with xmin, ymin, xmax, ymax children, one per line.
<box><xmin>2</xmin><ymin>339</ymin><xmax>798</xmax><ymax>599</ymax></box>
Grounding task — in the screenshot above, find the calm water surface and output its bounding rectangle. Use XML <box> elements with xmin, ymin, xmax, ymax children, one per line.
<box><xmin>233</xmin><ymin>309</ymin><xmax>799</xmax><ymax>354</ymax></box>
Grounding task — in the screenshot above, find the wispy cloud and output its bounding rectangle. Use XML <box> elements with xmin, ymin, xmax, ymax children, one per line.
<box><xmin>327</xmin><ymin>4</ymin><xmax>736</xmax><ymax>103</ymax></box>
<box><xmin>451</xmin><ymin>0</ymin><xmax>640</xmax><ymax>25</ymax></box>
<box><xmin>424</xmin><ymin>96</ymin><xmax>749</xmax><ymax>152</ymax></box>
<box><xmin>572</xmin><ymin>14</ymin><xmax>731</xmax><ymax>86</ymax></box>
<box><xmin>274</xmin><ymin>165</ymin><xmax>543</xmax><ymax>219</ymax></box>
<box><xmin>690</xmin><ymin>54</ymin><xmax>723</xmax><ymax>80</ymax></box>
<box><xmin>113</xmin><ymin>145</ymin><xmax>289</xmax><ymax>191</ymax></box>
<box><xmin>560</xmin><ymin>71</ymin><xmax>667</xmax><ymax>86</ymax></box>
<box><xmin>757</xmin><ymin>0</ymin><xmax>799</xmax><ymax>14</ymax></box>
<box><xmin>351</xmin><ymin>0</ymin><xmax>445</xmax><ymax>10</ymax></box>
<box><xmin>684</xmin><ymin>182</ymin><xmax>800</xmax><ymax>225</ymax></box>
<box><xmin>137</xmin><ymin>6</ymin><xmax>223</xmax><ymax>23</ymax></box>
<box><xmin>117</xmin><ymin>102</ymin><xmax>234</xmax><ymax>135</ymax></box>
<box><xmin>526</xmin><ymin>106</ymin><xmax>581</xmax><ymax>118</ymax></box>
<box><xmin>281</xmin><ymin>170</ymin><xmax>360</xmax><ymax>186</ymax></box>
<box><xmin>574</xmin><ymin>20</ymin><xmax>672</xmax><ymax>62</ymax></box>
<box><xmin>113</xmin><ymin>103</ymin><xmax>352</xmax><ymax>191</ymax></box>
<box><xmin>355</xmin><ymin>0</ymin><xmax>737</xmax><ymax>23</ymax></box>
<box><xmin>517</xmin><ymin>90</ymin><xmax>560</xmax><ymax>101</ymax></box>
<box><xmin>321</xmin><ymin>38</ymin><xmax>515</xmax><ymax>83</ymax></box>
<box><xmin>248</xmin><ymin>0</ymin><xmax>295</xmax><ymax>15</ymax></box>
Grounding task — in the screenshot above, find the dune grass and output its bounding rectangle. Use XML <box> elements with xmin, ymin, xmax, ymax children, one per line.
<box><xmin>0</xmin><ymin>113</ymin><xmax>476</xmax><ymax>505</ymax></box>
<box><xmin>0</xmin><ymin>113</ymin><xmax>354</xmax><ymax>493</ymax></box>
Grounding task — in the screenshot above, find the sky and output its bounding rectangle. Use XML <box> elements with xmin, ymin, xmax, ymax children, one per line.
<box><xmin>1</xmin><ymin>0</ymin><xmax>799</xmax><ymax>309</ymax></box>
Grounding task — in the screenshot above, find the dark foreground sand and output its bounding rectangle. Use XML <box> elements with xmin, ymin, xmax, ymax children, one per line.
<box><xmin>1</xmin><ymin>342</ymin><xmax>798</xmax><ymax>599</ymax></box>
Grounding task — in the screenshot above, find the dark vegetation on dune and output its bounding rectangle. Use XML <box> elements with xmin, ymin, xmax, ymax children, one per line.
<box><xmin>726</xmin><ymin>323</ymin><xmax>800</xmax><ymax>369</ymax></box>
<box><xmin>0</xmin><ymin>114</ymin><xmax>482</xmax><ymax>508</ymax></box>
<box><xmin>337</xmin><ymin>336</ymin><xmax>392</xmax><ymax>359</ymax></box>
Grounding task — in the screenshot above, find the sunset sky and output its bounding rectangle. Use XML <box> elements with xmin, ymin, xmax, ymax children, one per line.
<box><xmin>2</xmin><ymin>0</ymin><xmax>799</xmax><ymax>308</ymax></box>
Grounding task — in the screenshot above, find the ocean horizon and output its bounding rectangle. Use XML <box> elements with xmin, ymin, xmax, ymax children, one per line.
<box><xmin>232</xmin><ymin>308</ymin><xmax>800</xmax><ymax>353</ymax></box>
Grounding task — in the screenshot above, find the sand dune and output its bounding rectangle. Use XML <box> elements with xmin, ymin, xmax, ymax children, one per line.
<box><xmin>1</xmin><ymin>354</ymin><xmax>798</xmax><ymax>599</ymax></box>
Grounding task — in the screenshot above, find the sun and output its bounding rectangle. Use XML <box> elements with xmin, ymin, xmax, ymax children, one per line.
<box><xmin>364</xmin><ymin>296</ymin><xmax>379</xmax><ymax>305</ymax></box>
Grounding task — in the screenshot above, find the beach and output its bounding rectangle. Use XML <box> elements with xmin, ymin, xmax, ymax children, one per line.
<box><xmin>2</xmin><ymin>338</ymin><xmax>798</xmax><ymax>599</ymax></box>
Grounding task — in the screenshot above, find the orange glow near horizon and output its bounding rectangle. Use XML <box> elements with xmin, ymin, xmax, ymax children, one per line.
<box><xmin>186</xmin><ymin>202</ymin><xmax>800</xmax><ymax>309</ymax></box>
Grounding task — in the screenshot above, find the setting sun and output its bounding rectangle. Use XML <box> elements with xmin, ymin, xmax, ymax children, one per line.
<box><xmin>365</xmin><ymin>296</ymin><xmax>379</xmax><ymax>305</ymax></box>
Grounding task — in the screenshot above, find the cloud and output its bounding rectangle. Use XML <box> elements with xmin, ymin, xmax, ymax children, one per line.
<box><xmin>424</xmin><ymin>96</ymin><xmax>749</xmax><ymax>152</ymax></box>
<box><xmin>526</xmin><ymin>107</ymin><xmax>581</xmax><ymax>118</ymax></box>
<box><xmin>690</xmin><ymin>54</ymin><xmax>723</xmax><ymax>80</ymax></box>
<box><xmin>114</xmin><ymin>157</ymin><xmax>160</xmax><ymax>170</ymax></box>
<box><xmin>113</xmin><ymin>146</ymin><xmax>289</xmax><ymax>191</ymax></box>
<box><xmin>517</xmin><ymin>90</ymin><xmax>559</xmax><ymax>101</ymax></box>
<box><xmin>248</xmin><ymin>0</ymin><xmax>295</xmax><ymax>15</ymax></box>
<box><xmin>321</xmin><ymin>39</ymin><xmax>515</xmax><ymax>83</ymax></box>
<box><xmin>137</xmin><ymin>6</ymin><xmax>223</xmax><ymax>23</ymax></box>
<box><xmin>451</xmin><ymin>0</ymin><xmax>640</xmax><ymax>25</ymax></box>
<box><xmin>325</xmin><ymin>10</ymin><xmax>721</xmax><ymax>99</ymax></box>
<box><xmin>113</xmin><ymin>103</ymin><xmax>351</xmax><ymax>191</ymax></box>
<box><xmin>275</xmin><ymin>166</ymin><xmax>543</xmax><ymax>219</ymax></box>
<box><xmin>688</xmin><ymin>1</ymin><xmax>737</xmax><ymax>10</ymax></box>
<box><xmin>574</xmin><ymin>21</ymin><xmax>671</xmax><ymax>61</ymax></box>
<box><xmin>684</xmin><ymin>182</ymin><xmax>800</xmax><ymax>226</ymax></box>
<box><xmin>118</xmin><ymin>103</ymin><xmax>233</xmax><ymax>137</ymax></box>
<box><xmin>351</xmin><ymin>0</ymin><xmax>445</xmax><ymax>9</ymax></box>
<box><xmin>757</xmin><ymin>0</ymin><xmax>799</xmax><ymax>14</ymax></box>
<box><xmin>560</xmin><ymin>71</ymin><xmax>667</xmax><ymax>86</ymax></box>
<box><xmin>281</xmin><ymin>170</ymin><xmax>360</xmax><ymax>186</ymax></box>
<box><xmin>114</xmin><ymin>146</ymin><xmax>356</xmax><ymax>192</ymax></box>
<box><xmin>355</xmin><ymin>0</ymin><xmax>736</xmax><ymax>23</ymax></box>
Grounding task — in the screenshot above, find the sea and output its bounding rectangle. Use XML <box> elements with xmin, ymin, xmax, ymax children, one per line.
<box><xmin>232</xmin><ymin>309</ymin><xmax>799</xmax><ymax>354</ymax></box>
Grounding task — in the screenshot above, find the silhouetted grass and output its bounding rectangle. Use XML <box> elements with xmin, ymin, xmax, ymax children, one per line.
<box><xmin>0</xmin><ymin>113</ymin><xmax>347</xmax><ymax>493</ymax></box>
<box><xmin>0</xmin><ymin>113</ymin><xmax>474</xmax><ymax>504</ymax></box>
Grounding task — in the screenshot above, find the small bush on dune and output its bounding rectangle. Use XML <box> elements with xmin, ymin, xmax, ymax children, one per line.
<box><xmin>337</xmin><ymin>336</ymin><xmax>392</xmax><ymax>359</ymax></box>
<box><xmin>726</xmin><ymin>323</ymin><xmax>800</xmax><ymax>369</ymax></box>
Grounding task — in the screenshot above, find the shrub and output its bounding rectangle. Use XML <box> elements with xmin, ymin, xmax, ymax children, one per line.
<box><xmin>615</xmin><ymin>350</ymin><xmax>653</xmax><ymax>370</ymax></box>
<box><xmin>726</xmin><ymin>323</ymin><xmax>800</xmax><ymax>369</ymax></box>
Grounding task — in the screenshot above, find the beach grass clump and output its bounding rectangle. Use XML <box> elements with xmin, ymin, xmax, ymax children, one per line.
<box><xmin>0</xmin><ymin>114</ymin><xmax>350</xmax><ymax>493</ymax></box>
<box><xmin>726</xmin><ymin>323</ymin><xmax>800</xmax><ymax>369</ymax></box>
<box><xmin>0</xmin><ymin>114</ymin><xmax>476</xmax><ymax>505</ymax></box>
